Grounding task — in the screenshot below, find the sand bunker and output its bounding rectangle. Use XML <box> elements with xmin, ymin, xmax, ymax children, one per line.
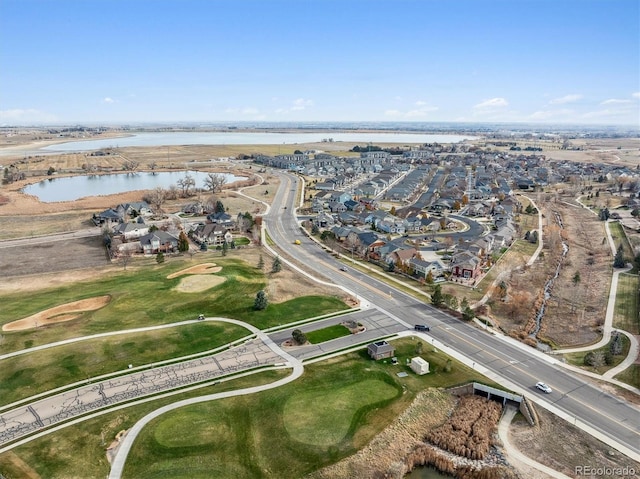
<box><xmin>167</xmin><ymin>263</ymin><xmax>222</xmax><ymax>279</ymax></box>
<box><xmin>174</xmin><ymin>274</ymin><xmax>227</xmax><ymax>293</ymax></box>
<box><xmin>2</xmin><ymin>295</ymin><xmax>111</xmax><ymax>332</ymax></box>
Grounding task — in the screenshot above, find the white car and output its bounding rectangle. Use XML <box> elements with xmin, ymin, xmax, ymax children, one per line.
<box><xmin>536</xmin><ymin>382</ymin><xmax>552</xmax><ymax>394</ymax></box>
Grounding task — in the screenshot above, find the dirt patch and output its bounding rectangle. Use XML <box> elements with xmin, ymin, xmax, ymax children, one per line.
<box><xmin>2</xmin><ymin>295</ymin><xmax>111</xmax><ymax>331</ymax></box>
<box><xmin>509</xmin><ymin>406</ymin><xmax>640</xmax><ymax>477</ymax></box>
<box><xmin>173</xmin><ymin>274</ymin><xmax>227</xmax><ymax>293</ymax></box>
<box><xmin>167</xmin><ymin>263</ymin><xmax>221</xmax><ymax>278</ymax></box>
<box><xmin>489</xmin><ymin>196</ymin><xmax>610</xmax><ymax>348</ymax></box>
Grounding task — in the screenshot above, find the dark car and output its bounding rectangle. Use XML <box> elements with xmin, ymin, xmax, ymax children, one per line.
<box><xmin>414</xmin><ymin>324</ymin><xmax>430</xmax><ymax>332</ymax></box>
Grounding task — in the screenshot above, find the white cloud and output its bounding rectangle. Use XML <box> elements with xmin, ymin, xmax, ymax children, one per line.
<box><xmin>632</xmin><ymin>92</ymin><xmax>640</xmax><ymax>99</ymax></box>
<box><xmin>0</xmin><ymin>108</ymin><xmax>57</xmax><ymax>124</ymax></box>
<box><xmin>528</xmin><ymin>109</ymin><xmax>574</xmax><ymax>121</ymax></box>
<box><xmin>581</xmin><ymin>109</ymin><xmax>623</xmax><ymax>119</ymax></box>
<box><xmin>474</xmin><ymin>98</ymin><xmax>508</xmax><ymax>109</ymax></box>
<box><xmin>384</xmin><ymin>105</ymin><xmax>438</xmax><ymax>119</ymax></box>
<box><xmin>225</xmin><ymin>107</ymin><xmax>261</xmax><ymax>116</ymax></box>
<box><xmin>102</xmin><ymin>97</ymin><xmax>115</xmax><ymax>104</ymax></box>
<box><xmin>600</xmin><ymin>99</ymin><xmax>631</xmax><ymax>105</ymax></box>
<box><xmin>415</xmin><ymin>100</ymin><xmax>427</xmax><ymax>106</ymax></box>
<box><xmin>291</xmin><ymin>98</ymin><xmax>314</xmax><ymax>111</ymax></box>
<box><xmin>549</xmin><ymin>94</ymin><xmax>582</xmax><ymax>105</ymax></box>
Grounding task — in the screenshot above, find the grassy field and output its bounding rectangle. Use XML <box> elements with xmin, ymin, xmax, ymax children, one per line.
<box><xmin>614</xmin><ymin>364</ymin><xmax>640</xmax><ymax>389</ymax></box>
<box><xmin>563</xmin><ymin>334</ymin><xmax>630</xmax><ymax>375</ymax></box>
<box><xmin>0</xmin><ymin>338</ymin><xmax>493</xmax><ymax>479</ymax></box>
<box><xmin>0</xmin><ymin>370</ymin><xmax>289</xmax><ymax>479</ymax></box>
<box><xmin>122</xmin><ymin>337</ymin><xmax>495</xmax><ymax>479</ymax></box>
<box><xmin>0</xmin><ymin>255</ymin><xmax>348</xmax><ymax>354</ymax></box>
<box><xmin>608</xmin><ymin>220</ymin><xmax>634</xmax><ymax>262</ymax></box>
<box><xmin>0</xmin><ymin>211</ymin><xmax>96</xmax><ymax>240</ymax></box>
<box><xmin>614</xmin><ymin>273</ymin><xmax>639</xmax><ymax>334</ymax></box>
<box><xmin>305</xmin><ymin>324</ymin><xmax>351</xmax><ymax>344</ymax></box>
<box><xmin>0</xmin><ymin>322</ymin><xmax>249</xmax><ymax>407</ymax></box>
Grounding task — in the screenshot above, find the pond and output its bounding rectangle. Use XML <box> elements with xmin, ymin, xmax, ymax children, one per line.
<box><xmin>21</xmin><ymin>171</ymin><xmax>246</xmax><ymax>203</ymax></box>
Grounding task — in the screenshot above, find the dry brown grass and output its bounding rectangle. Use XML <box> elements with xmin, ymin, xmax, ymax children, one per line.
<box><xmin>425</xmin><ymin>395</ymin><xmax>503</xmax><ymax>461</ymax></box>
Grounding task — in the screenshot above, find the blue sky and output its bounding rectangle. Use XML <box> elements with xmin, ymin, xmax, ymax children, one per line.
<box><xmin>1</xmin><ymin>0</ymin><xmax>638</xmax><ymax>126</ymax></box>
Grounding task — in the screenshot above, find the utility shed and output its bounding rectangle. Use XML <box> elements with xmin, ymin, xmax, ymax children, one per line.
<box><xmin>368</xmin><ymin>340</ymin><xmax>395</xmax><ymax>360</ymax></box>
<box><xmin>410</xmin><ymin>357</ymin><xmax>430</xmax><ymax>375</ymax></box>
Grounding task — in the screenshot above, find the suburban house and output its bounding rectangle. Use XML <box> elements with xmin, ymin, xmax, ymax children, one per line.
<box><xmin>192</xmin><ymin>223</ymin><xmax>229</xmax><ymax>246</ymax></box>
<box><xmin>368</xmin><ymin>340</ymin><xmax>395</xmax><ymax>360</ymax></box>
<box><xmin>113</xmin><ymin>220</ymin><xmax>149</xmax><ymax>240</ymax></box>
<box><xmin>139</xmin><ymin>231</ymin><xmax>179</xmax><ymax>255</ymax></box>
<box><xmin>450</xmin><ymin>251</ymin><xmax>482</xmax><ymax>279</ymax></box>
<box><xmin>92</xmin><ymin>208</ymin><xmax>122</xmax><ymax>225</ymax></box>
<box><xmin>117</xmin><ymin>201</ymin><xmax>151</xmax><ymax>218</ymax></box>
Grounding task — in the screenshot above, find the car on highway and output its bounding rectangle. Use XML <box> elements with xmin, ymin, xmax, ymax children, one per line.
<box><xmin>414</xmin><ymin>324</ymin><xmax>430</xmax><ymax>332</ymax></box>
<box><xmin>340</xmin><ymin>266</ymin><xmax>348</xmax><ymax>271</ymax></box>
<box><xmin>535</xmin><ymin>382</ymin><xmax>552</xmax><ymax>394</ymax></box>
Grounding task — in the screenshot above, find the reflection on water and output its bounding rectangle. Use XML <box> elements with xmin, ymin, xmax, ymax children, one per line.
<box><xmin>21</xmin><ymin>171</ymin><xmax>246</xmax><ymax>203</ymax></box>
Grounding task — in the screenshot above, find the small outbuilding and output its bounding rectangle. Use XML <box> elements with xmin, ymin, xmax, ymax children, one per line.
<box><xmin>368</xmin><ymin>340</ymin><xmax>395</xmax><ymax>360</ymax></box>
<box><xmin>410</xmin><ymin>357</ymin><xmax>430</xmax><ymax>375</ymax></box>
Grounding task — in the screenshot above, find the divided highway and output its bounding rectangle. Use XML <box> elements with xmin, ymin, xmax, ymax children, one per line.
<box><xmin>265</xmin><ymin>171</ymin><xmax>640</xmax><ymax>461</ymax></box>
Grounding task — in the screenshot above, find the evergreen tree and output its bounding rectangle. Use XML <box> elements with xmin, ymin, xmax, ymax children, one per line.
<box><xmin>178</xmin><ymin>231</ymin><xmax>190</xmax><ymax>253</ymax></box>
<box><xmin>215</xmin><ymin>200</ymin><xmax>225</xmax><ymax>213</ymax></box>
<box><xmin>221</xmin><ymin>241</ymin><xmax>228</xmax><ymax>256</ymax></box>
<box><xmin>613</xmin><ymin>244</ymin><xmax>625</xmax><ymax>268</ymax></box>
<box><xmin>258</xmin><ymin>255</ymin><xmax>264</xmax><ymax>270</ymax></box>
<box><xmin>431</xmin><ymin>284</ymin><xmax>444</xmax><ymax>307</ymax></box>
<box><xmin>254</xmin><ymin>290</ymin><xmax>268</xmax><ymax>310</ymax></box>
<box><xmin>292</xmin><ymin>329</ymin><xmax>307</xmax><ymax>345</ymax></box>
<box><xmin>156</xmin><ymin>252</ymin><xmax>165</xmax><ymax>264</ymax></box>
<box><xmin>272</xmin><ymin>256</ymin><xmax>282</xmax><ymax>273</ymax></box>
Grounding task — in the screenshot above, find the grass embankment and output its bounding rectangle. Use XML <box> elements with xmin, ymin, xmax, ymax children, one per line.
<box><xmin>615</xmin><ymin>364</ymin><xmax>640</xmax><ymax>389</ymax></box>
<box><xmin>608</xmin><ymin>220</ymin><xmax>634</xmax><ymax>262</ymax></box>
<box><xmin>0</xmin><ymin>255</ymin><xmax>348</xmax><ymax>354</ymax></box>
<box><xmin>0</xmin><ymin>322</ymin><xmax>248</xmax><ymax>407</ymax></box>
<box><xmin>1</xmin><ymin>338</ymin><xmax>494</xmax><ymax>478</ymax></box>
<box><xmin>614</xmin><ymin>272</ymin><xmax>640</xmax><ymax>334</ymax></box>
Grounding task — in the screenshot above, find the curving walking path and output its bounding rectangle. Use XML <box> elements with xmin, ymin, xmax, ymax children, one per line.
<box><xmin>108</xmin><ymin>320</ymin><xmax>304</xmax><ymax>479</ymax></box>
<box><xmin>498</xmin><ymin>406</ymin><xmax>572</xmax><ymax>479</ymax></box>
<box><xmin>0</xmin><ymin>318</ymin><xmax>298</xmax><ymax>452</ymax></box>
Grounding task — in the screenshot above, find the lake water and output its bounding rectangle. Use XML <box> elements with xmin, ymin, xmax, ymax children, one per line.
<box><xmin>41</xmin><ymin>132</ymin><xmax>476</xmax><ymax>152</ymax></box>
<box><xmin>22</xmin><ymin>171</ymin><xmax>246</xmax><ymax>203</ymax></box>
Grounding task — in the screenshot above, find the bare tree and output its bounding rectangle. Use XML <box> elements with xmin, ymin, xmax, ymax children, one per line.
<box><xmin>205</xmin><ymin>173</ymin><xmax>227</xmax><ymax>193</ymax></box>
<box><xmin>146</xmin><ymin>187</ymin><xmax>167</xmax><ymax>213</ymax></box>
<box><xmin>177</xmin><ymin>173</ymin><xmax>196</xmax><ymax>197</ymax></box>
<box><xmin>122</xmin><ymin>159</ymin><xmax>140</xmax><ymax>171</ymax></box>
<box><xmin>120</xmin><ymin>248</ymin><xmax>132</xmax><ymax>270</ymax></box>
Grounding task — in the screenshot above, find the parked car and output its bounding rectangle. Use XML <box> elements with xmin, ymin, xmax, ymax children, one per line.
<box><xmin>414</xmin><ymin>324</ymin><xmax>430</xmax><ymax>332</ymax></box>
<box><xmin>536</xmin><ymin>382</ymin><xmax>552</xmax><ymax>394</ymax></box>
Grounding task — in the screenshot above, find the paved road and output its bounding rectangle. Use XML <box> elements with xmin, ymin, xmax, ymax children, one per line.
<box><xmin>265</xmin><ymin>171</ymin><xmax>640</xmax><ymax>461</ymax></box>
